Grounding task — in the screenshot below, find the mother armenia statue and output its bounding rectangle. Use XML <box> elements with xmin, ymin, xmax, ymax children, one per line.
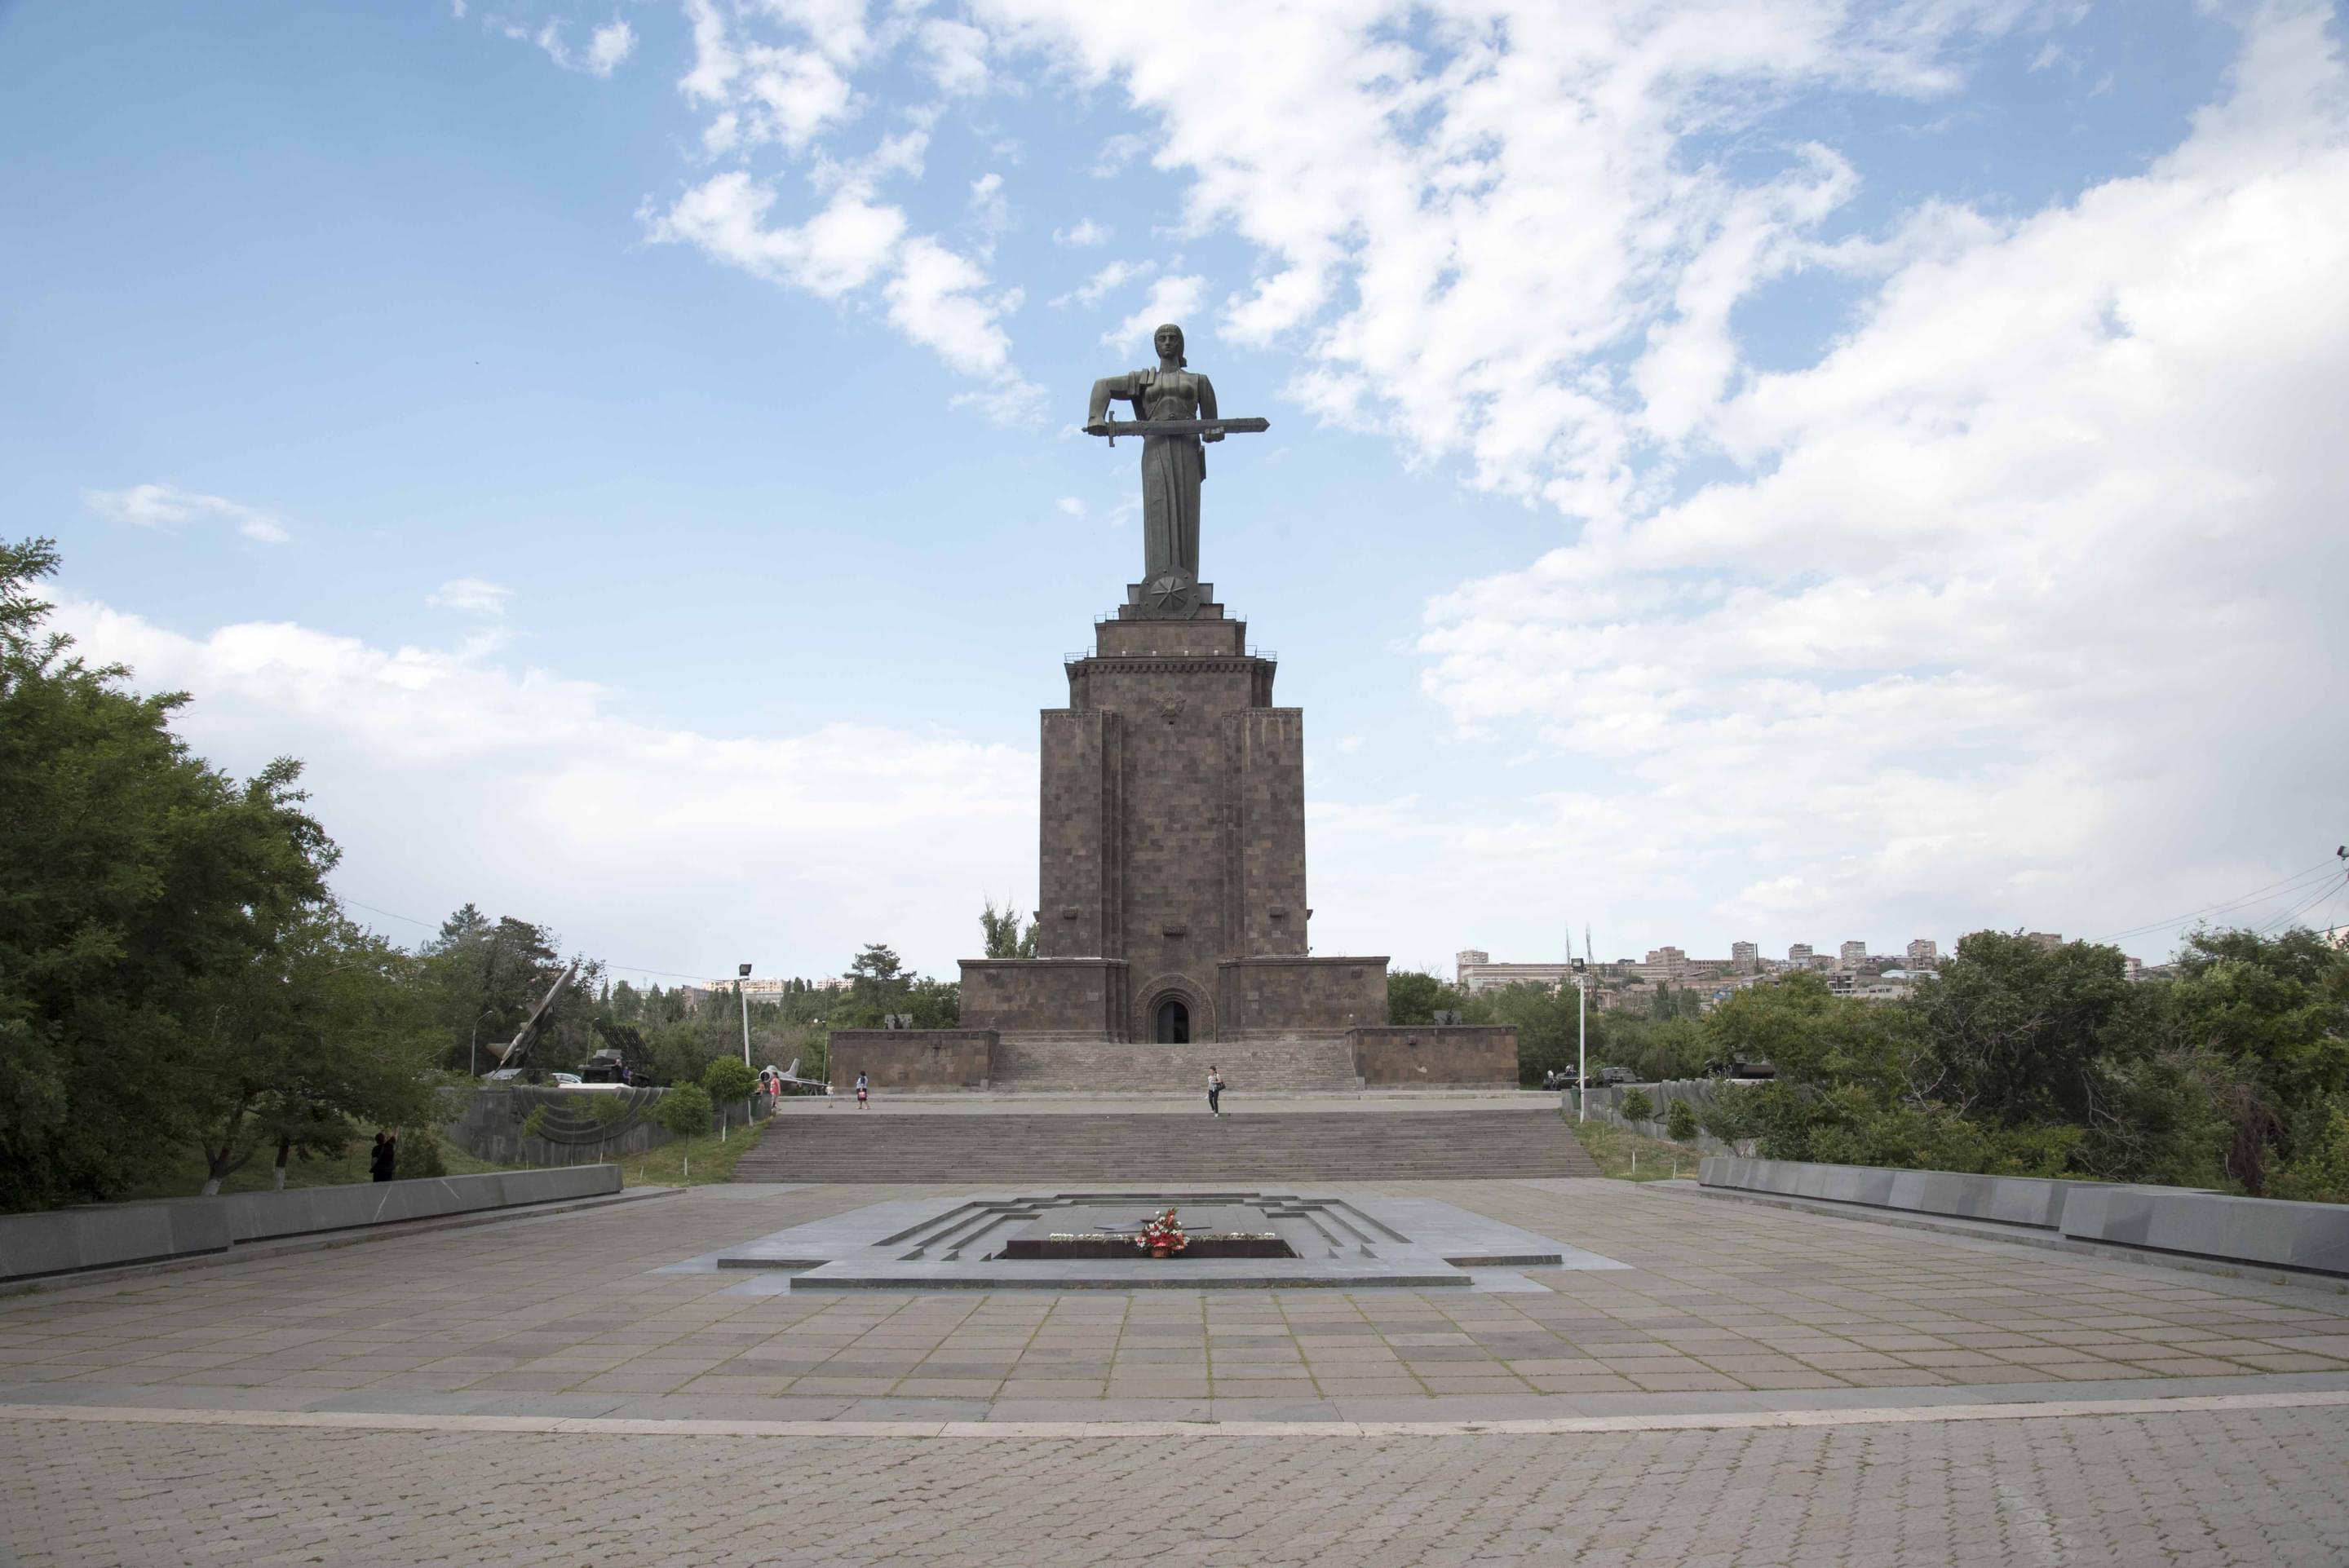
<box><xmin>1084</xmin><ymin>323</ymin><xmax>1267</xmax><ymax>586</ymax></box>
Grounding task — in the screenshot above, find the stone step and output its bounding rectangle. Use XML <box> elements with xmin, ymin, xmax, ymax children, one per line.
<box><xmin>731</xmin><ymin>1108</ymin><xmax>1599</xmax><ymax>1183</ymax></box>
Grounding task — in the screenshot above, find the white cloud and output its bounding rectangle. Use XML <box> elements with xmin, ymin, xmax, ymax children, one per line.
<box><xmin>1399</xmin><ymin>5</ymin><xmax>2349</xmax><ymax>957</ymax></box>
<box><xmin>427</xmin><ymin>577</ymin><xmax>513</xmax><ymax>615</ymax></box>
<box><xmin>1053</xmin><ymin>258</ymin><xmax>1149</xmax><ymax>308</ymax></box>
<box><xmin>1104</xmin><ymin>273</ymin><xmax>1205</xmax><ymax>351</ymax></box>
<box><xmin>1053</xmin><ymin>219</ymin><xmax>1109</xmax><ymax>247</ymax></box>
<box><xmin>1055</xmin><ymin>496</ymin><xmax>1085</xmax><ymax>517</ymax></box>
<box><xmin>886</xmin><ymin>236</ymin><xmax>1017</xmax><ymax>376</ymax></box>
<box><xmin>644</xmin><ymin>172</ymin><xmax>905</xmax><ymax>296</ymax></box>
<box><xmin>1335</xmin><ymin>735</ymin><xmax>1365</xmax><ymax>755</ymax></box>
<box><xmin>919</xmin><ymin>18</ymin><xmax>990</xmax><ymax>95</ymax></box>
<box><xmin>967</xmin><ymin>171</ymin><xmax>1009</xmax><ymax>239</ymax></box>
<box><xmin>506</xmin><ymin>15</ymin><xmax>635</xmax><ymax>79</ymax></box>
<box><xmin>586</xmin><ymin>18</ymin><xmax>637</xmax><ymax>77</ymax></box>
<box><xmin>51</xmin><ymin>596</ymin><xmax>1035</xmax><ymax>981</ymax></box>
<box><xmin>84</xmin><ymin>483</ymin><xmax>290</xmax><ymax>545</ymax></box>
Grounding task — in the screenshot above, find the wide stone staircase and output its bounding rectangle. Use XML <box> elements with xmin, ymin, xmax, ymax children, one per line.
<box><xmin>730</xmin><ymin>1106</ymin><xmax>1599</xmax><ymax>1183</ymax></box>
<box><xmin>989</xmin><ymin>1038</ymin><xmax>1361</xmax><ymax>1094</ymax></box>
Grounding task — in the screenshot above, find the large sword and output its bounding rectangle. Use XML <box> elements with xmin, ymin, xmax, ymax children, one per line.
<box><xmin>1085</xmin><ymin>416</ymin><xmax>1270</xmax><ymax>448</ymax></box>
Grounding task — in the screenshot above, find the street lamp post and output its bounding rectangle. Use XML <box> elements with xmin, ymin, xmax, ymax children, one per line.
<box><xmin>737</xmin><ymin>962</ymin><xmax>754</xmax><ymax>1070</ymax></box>
<box><xmin>1573</xmin><ymin>958</ymin><xmax>1588</xmax><ymax>1123</ymax></box>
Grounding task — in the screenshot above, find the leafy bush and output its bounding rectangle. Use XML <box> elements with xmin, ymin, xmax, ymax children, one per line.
<box><xmin>396</xmin><ymin>1129</ymin><xmax>448</xmax><ymax>1178</ymax></box>
<box><xmin>520</xmin><ymin>1106</ymin><xmax>551</xmax><ymax>1142</ymax></box>
<box><xmin>1665</xmin><ymin>1099</ymin><xmax>1700</xmax><ymax>1142</ymax></box>
<box><xmin>1701</xmin><ymin>1088</ymin><xmax>1757</xmax><ymax>1146</ymax></box>
<box><xmin>1617</xmin><ymin>1089</ymin><xmax>1654</xmax><ymax>1123</ymax></box>
<box><xmin>657</xmin><ymin>1084</ymin><xmax>714</xmax><ymax>1137</ymax></box>
<box><xmin>2269</xmin><ymin>1106</ymin><xmax>2349</xmax><ymax>1204</ymax></box>
<box><xmin>588</xmin><ymin>1092</ymin><xmax>631</xmax><ymax>1126</ymax></box>
<box><xmin>702</xmin><ymin>1057</ymin><xmax>758</xmax><ymax>1103</ymax></box>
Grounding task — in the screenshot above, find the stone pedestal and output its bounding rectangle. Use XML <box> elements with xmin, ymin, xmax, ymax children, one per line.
<box><xmin>959</xmin><ymin>600</ymin><xmax>1387</xmax><ymax>1045</ymax></box>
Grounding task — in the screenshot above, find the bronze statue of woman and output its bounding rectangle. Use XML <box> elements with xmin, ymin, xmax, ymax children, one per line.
<box><xmin>1085</xmin><ymin>323</ymin><xmax>1221</xmax><ymax>581</ymax></box>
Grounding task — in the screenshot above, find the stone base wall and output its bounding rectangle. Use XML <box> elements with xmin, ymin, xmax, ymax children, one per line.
<box><xmin>959</xmin><ymin>959</ymin><xmax>1130</xmax><ymax>1038</ymax></box>
<box><xmin>1347</xmin><ymin>1025</ymin><xmax>1519</xmax><ymax>1088</ymax></box>
<box><xmin>1217</xmin><ymin>956</ymin><xmax>1389</xmax><ymax>1038</ymax></box>
<box><xmin>827</xmin><ymin>1030</ymin><xmax>998</xmax><ymax>1090</ymax></box>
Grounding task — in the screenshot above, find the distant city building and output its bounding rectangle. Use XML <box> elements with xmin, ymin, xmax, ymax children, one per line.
<box><xmin>2026</xmin><ymin>932</ymin><xmax>2064</xmax><ymax>952</ymax></box>
<box><xmin>2122</xmin><ymin>956</ymin><xmax>2143</xmax><ymax>981</ymax></box>
<box><xmin>1904</xmin><ymin>938</ymin><xmax>1939</xmax><ymax>969</ymax></box>
<box><xmin>1730</xmin><ymin>940</ymin><xmax>1759</xmax><ymax>970</ymax></box>
<box><xmin>1635</xmin><ymin>946</ymin><xmax>1692</xmax><ymax>983</ymax></box>
<box><xmin>1788</xmin><ymin>943</ymin><xmax>1814</xmax><ymax>964</ymax></box>
<box><xmin>1454</xmin><ymin>949</ymin><xmax>1577</xmax><ymax>994</ymax></box>
<box><xmin>1839</xmin><ymin>940</ymin><xmax>1869</xmax><ymax>967</ymax></box>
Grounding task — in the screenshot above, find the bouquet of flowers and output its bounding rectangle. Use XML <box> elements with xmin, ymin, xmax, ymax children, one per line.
<box><xmin>1136</xmin><ymin>1207</ymin><xmax>1188</xmax><ymax>1257</ymax></box>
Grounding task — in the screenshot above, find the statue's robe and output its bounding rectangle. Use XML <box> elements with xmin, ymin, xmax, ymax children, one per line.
<box><xmin>1089</xmin><ymin>369</ymin><xmax>1218</xmax><ymax>579</ymax></box>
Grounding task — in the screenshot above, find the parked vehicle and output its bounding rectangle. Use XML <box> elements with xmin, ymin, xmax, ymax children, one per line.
<box><xmin>1703</xmin><ymin>1055</ymin><xmax>1777</xmax><ymax>1080</ymax></box>
<box><xmin>1595</xmin><ymin>1067</ymin><xmax>1639</xmax><ymax>1089</ymax></box>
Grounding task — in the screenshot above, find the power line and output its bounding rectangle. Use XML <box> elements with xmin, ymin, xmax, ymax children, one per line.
<box><xmin>2093</xmin><ymin>858</ymin><xmax>2338</xmax><ymax>943</ymax></box>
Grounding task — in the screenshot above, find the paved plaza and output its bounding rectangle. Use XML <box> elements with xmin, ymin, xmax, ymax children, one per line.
<box><xmin>4</xmin><ymin>1177</ymin><xmax>2347</xmax><ymax>1565</ymax></box>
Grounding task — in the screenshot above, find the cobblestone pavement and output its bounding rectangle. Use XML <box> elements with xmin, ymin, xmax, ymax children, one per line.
<box><xmin>3</xmin><ymin>1401</ymin><xmax>2346</xmax><ymax>1566</ymax></box>
<box><xmin>2</xmin><ymin>1182</ymin><xmax>2342</xmax><ymax>1420</ymax></box>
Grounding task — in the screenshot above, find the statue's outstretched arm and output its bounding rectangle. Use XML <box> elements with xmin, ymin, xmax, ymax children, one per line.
<box><xmin>1086</xmin><ymin>373</ymin><xmax>1137</xmax><ymax>431</ymax></box>
<box><xmin>1197</xmin><ymin>375</ymin><xmax>1221</xmax><ymax>440</ymax></box>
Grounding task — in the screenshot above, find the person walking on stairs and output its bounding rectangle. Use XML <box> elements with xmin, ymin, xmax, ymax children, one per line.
<box><xmin>1206</xmin><ymin>1066</ymin><xmax>1224</xmax><ymax>1116</ymax></box>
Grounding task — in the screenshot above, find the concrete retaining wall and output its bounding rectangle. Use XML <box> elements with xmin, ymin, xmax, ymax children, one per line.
<box><xmin>0</xmin><ymin>1199</ymin><xmax>231</xmax><ymax>1283</ymax></box>
<box><xmin>2</xmin><ymin>1166</ymin><xmax>622</xmax><ymax>1283</ymax></box>
<box><xmin>2059</xmin><ymin>1186</ymin><xmax>2349</xmax><ymax>1275</ymax></box>
<box><xmin>1583</xmin><ymin>1080</ymin><xmax>1744</xmax><ymax>1155</ymax></box>
<box><xmin>1700</xmin><ymin>1155</ymin><xmax>2343</xmax><ymax>1278</ymax></box>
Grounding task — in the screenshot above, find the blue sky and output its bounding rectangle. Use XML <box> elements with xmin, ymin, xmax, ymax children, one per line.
<box><xmin>6</xmin><ymin>0</ymin><xmax>2345</xmax><ymax>985</ymax></box>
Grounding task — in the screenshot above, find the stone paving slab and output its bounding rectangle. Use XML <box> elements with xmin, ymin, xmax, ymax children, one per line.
<box><xmin>5</xmin><ymin>1398</ymin><xmax>2347</xmax><ymax>1566</ymax></box>
<box><xmin>2</xmin><ymin>1178</ymin><xmax>2346</xmax><ymax>1424</ymax></box>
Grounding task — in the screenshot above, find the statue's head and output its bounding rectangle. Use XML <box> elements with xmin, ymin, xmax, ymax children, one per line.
<box><xmin>1153</xmin><ymin>323</ymin><xmax>1186</xmax><ymax>367</ymax></box>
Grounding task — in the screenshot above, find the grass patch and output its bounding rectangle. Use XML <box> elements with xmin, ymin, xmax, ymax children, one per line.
<box><xmin>617</xmin><ymin>1115</ymin><xmax>771</xmax><ymax>1187</ymax></box>
<box><xmin>1570</xmin><ymin>1115</ymin><xmax>1704</xmax><ymax>1182</ymax></box>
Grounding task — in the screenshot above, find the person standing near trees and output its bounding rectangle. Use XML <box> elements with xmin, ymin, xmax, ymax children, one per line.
<box><xmin>369</xmin><ymin>1131</ymin><xmax>396</xmax><ymax>1182</ymax></box>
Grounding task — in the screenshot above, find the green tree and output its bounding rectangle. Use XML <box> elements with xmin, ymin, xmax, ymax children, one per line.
<box><xmin>0</xmin><ymin>539</ymin><xmax>345</xmax><ymax>1210</ymax></box>
<box><xmin>1665</xmin><ymin>1098</ymin><xmax>1700</xmax><ymax>1142</ymax></box>
<box><xmin>979</xmin><ymin>899</ymin><xmax>1037</xmax><ymax>959</ymax></box>
<box><xmin>1387</xmin><ymin>970</ymin><xmax>1471</xmax><ymax>1026</ymax></box>
<box><xmin>702</xmin><ymin>1057</ymin><xmax>757</xmax><ymax>1105</ymax></box>
<box><xmin>1617</xmin><ymin>1089</ymin><xmax>1654</xmax><ymax>1123</ymax></box>
<box><xmin>1907</xmin><ymin>931</ymin><xmax>2133</xmax><ymax>1127</ymax></box>
<box><xmin>841</xmin><ymin>942</ymin><xmax>909</xmax><ymax>1027</ymax></box>
<box><xmin>180</xmin><ymin>910</ymin><xmax>440</xmax><ymax>1193</ymax></box>
<box><xmin>657</xmin><ymin>1084</ymin><xmax>714</xmax><ymax>1137</ymax></box>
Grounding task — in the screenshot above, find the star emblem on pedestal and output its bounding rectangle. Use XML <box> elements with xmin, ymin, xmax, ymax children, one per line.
<box><xmin>1140</xmin><ymin>572</ymin><xmax>1201</xmax><ymax>619</ymax></box>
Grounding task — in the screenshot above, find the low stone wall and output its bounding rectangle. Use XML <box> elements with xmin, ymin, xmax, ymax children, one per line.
<box><xmin>1</xmin><ymin>1167</ymin><xmax>622</xmax><ymax>1283</ymax></box>
<box><xmin>2059</xmin><ymin>1186</ymin><xmax>2349</xmax><ymax>1275</ymax></box>
<box><xmin>828</xmin><ymin>1030</ymin><xmax>997</xmax><ymax>1090</ymax></box>
<box><xmin>1700</xmin><ymin>1155</ymin><xmax>2345</xmax><ymax>1279</ymax></box>
<box><xmin>1347</xmin><ymin>1026</ymin><xmax>1517</xmax><ymax>1088</ymax></box>
<box><xmin>1698</xmin><ymin>1155</ymin><xmax>2103</xmax><ymax>1230</ymax></box>
<box><xmin>0</xmin><ymin>1199</ymin><xmax>231</xmax><ymax>1283</ymax></box>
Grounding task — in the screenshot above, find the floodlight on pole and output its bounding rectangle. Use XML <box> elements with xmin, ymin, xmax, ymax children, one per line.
<box><xmin>737</xmin><ymin>962</ymin><xmax>754</xmax><ymax>1069</ymax></box>
<box><xmin>1573</xmin><ymin>958</ymin><xmax>1588</xmax><ymax>1123</ymax></box>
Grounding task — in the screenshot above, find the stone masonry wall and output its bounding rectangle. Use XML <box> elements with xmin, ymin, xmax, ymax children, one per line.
<box><xmin>1037</xmin><ymin>709</ymin><xmax>1121</xmax><ymax>961</ymax></box>
<box><xmin>826</xmin><ymin>1030</ymin><xmax>996</xmax><ymax>1090</ymax></box>
<box><xmin>1219</xmin><ymin>956</ymin><xmax>1389</xmax><ymax>1037</ymax></box>
<box><xmin>1226</xmin><ymin>709</ymin><xmax>1307</xmax><ymax>958</ymax></box>
<box><xmin>958</xmin><ymin>959</ymin><xmax>1129</xmax><ymax>1038</ymax></box>
<box><xmin>1348</xmin><ymin>1025</ymin><xmax>1520</xmax><ymax>1088</ymax></box>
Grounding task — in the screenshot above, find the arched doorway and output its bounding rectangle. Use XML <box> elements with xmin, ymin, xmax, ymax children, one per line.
<box><xmin>1154</xmin><ymin>998</ymin><xmax>1191</xmax><ymax>1044</ymax></box>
